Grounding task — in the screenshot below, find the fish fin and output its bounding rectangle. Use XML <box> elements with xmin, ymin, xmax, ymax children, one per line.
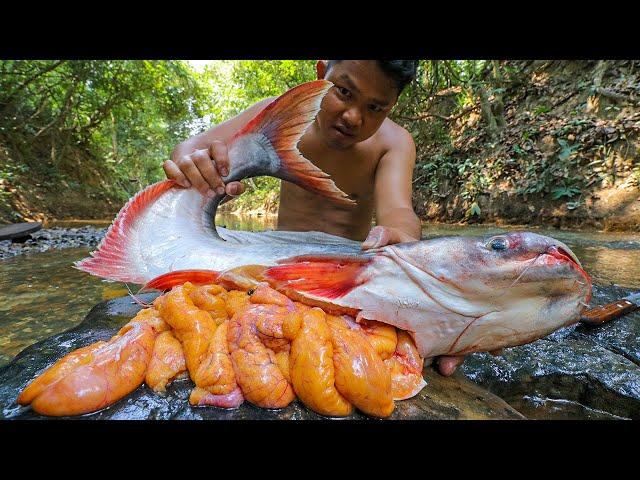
<box><xmin>74</xmin><ymin>180</ymin><xmax>179</xmax><ymax>283</ymax></box>
<box><xmin>141</xmin><ymin>270</ymin><xmax>220</xmax><ymax>292</ymax></box>
<box><xmin>231</xmin><ymin>80</ymin><xmax>354</xmax><ymax>206</ymax></box>
<box><xmin>264</xmin><ymin>257</ymin><xmax>370</xmax><ymax>300</ymax></box>
<box><xmin>216</xmin><ymin>265</ymin><xmax>268</xmax><ymax>291</ymax></box>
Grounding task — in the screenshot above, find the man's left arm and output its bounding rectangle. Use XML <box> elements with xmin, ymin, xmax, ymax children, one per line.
<box><xmin>362</xmin><ymin>129</ymin><xmax>421</xmax><ymax>249</ymax></box>
<box><xmin>362</xmin><ymin>129</ymin><xmax>467</xmax><ymax>377</ymax></box>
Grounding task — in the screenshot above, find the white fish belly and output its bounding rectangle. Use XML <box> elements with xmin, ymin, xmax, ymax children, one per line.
<box><xmin>125</xmin><ymin>188</ymin><xmax>363</xmax><ymax>283</ymax></box>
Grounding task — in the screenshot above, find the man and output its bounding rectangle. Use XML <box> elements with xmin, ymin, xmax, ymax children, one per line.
<box><xmin>163</xmin><ymin>60</ymin><xmax>465</xmax><ymax>376</ymax></box>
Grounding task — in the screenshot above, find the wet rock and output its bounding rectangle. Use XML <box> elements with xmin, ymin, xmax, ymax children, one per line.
<box><xmin>0</xmin><ymin>293</ymin><xmax>522</xmax><ymax>420</ymax></box>
<box><xmin>3</xmin><ymin>284</ymin><xmax>638</xmax><ymax>420</ymax></box>
<box><xmin>460</xmin><ymin>284</ymin><xmax>640</xmax><ymax>420</ymax></box>
<box><xmin>0</xmin><ymin>227</ymin><xmax>106</xmax><ymax>259</ymax></box>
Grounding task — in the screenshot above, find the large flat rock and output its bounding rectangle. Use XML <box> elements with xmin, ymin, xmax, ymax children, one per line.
<box><xmin>0</xmin><ymin>222</ymin><xmax>41</xmax><ymax>241</ymax></box>
<box><xmin>2</xmin><ymin>284</ymin><xmax>638</xmax><ymax>420</ymax></box>
<box><xmin>460</xmin><ymin>284</ymin><xmax>640</xmax><ymax>420</ymax></box>
<box><xmin>0</xmin><ymin>293</ymin><xmax>522</xmax><ymax>420</ymax></box>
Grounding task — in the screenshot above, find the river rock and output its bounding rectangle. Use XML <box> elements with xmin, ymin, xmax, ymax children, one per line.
<box><xmin>459</xmin><ymin>284</ymin><xmax>640</xmax><ymax>420</ymax></box>
<box><xmin>2</xmin><ymin>285</ymin><xmax>638</xmax><ymax>420</ymax></box>
<box><xmin>0</xmin><ymin>293</ymin><xmax>523</xmax><ymax>420</ymax></box>
<box><xmin>0</xmin><ymin>227</ymin><xmax>106</xmax><ymax>259</ymax></box>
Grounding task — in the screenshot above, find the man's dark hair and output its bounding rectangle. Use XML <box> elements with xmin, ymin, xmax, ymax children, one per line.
<box><xmin>326</xmin><ymin>60</ymin><xmax>418</xmax><ymax>95</ymax></box>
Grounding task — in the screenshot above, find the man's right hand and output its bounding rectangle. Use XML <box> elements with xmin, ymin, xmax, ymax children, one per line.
<box><xmin>163</xmin><ymin>140</ymin><xmax>245</xmax><ymax>199</ymax></box>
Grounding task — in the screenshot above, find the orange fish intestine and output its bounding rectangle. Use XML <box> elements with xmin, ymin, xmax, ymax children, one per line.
<box><xmin>17</xmin><ymin>282</ymin><xmax>426</xmax><ymax>418</ymax></box>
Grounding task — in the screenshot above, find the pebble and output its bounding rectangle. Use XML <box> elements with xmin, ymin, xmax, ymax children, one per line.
<box><xmin>0</xmin><ymin>227</ymin><xmax>106</xmax><ymax>259</ymax></box>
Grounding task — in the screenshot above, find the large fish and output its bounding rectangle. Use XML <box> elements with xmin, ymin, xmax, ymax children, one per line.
<box><xmin>76</xmin><ymin>80</ymin><xmax>592</xmax><ymax>359</ymax></box>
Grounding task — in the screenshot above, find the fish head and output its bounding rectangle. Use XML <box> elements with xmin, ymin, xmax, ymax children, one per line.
<box><xmin>384</xmin><ymin>231</ymin><xmax>592</xmax><ymax>354</ymax></box>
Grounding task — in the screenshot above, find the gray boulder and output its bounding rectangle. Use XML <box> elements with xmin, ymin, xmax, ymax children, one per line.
<box><xmin>2</xmin><ymin>284</ymin><xmax>637</xmax><ymax>420</ymax></box>
<box><xmin>460</xmin><ymin>284</ymin><xmax>640</xmax><ymax>419</ymax></box>
<box><xmin>0</xmin><ymin>293</ymin><xmax>522</xmax><ymax>420</ymax></box>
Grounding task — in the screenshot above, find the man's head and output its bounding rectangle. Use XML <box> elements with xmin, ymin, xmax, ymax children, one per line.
<box><xmin>325</xmin><ymin>60</ymin><xmax>418</xmax><ymax>95</ymax></box>
<box><xmin>314</xmin><ymin>60</ymin><xmax>418</xmax><ymax>149</ymax></box>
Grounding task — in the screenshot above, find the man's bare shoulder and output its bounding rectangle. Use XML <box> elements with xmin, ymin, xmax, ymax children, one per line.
<box><xmin>375</xmin><ymin>118</ymin><xmax>416</xmax><ymax>156</ymax></box>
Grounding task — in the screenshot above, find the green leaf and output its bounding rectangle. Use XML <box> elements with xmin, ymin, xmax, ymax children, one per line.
<box><xmin>533</xmin><ymin>105</ymin><xmax>550</xmax><ymax>115</ymax></box>
<box><xmin>551</xmin><ymin>186</ymin><xmax>581</xmax><ymax>200</ymax></box>
<box><xmin>513</xmin><ymin>145</ymin><xmax>525</xmax><ymax>156</ymax></box>
<box><xmin>467</xmin><ymin>202</ymin><xmax>481</xmax><ymax>217</ymax></box>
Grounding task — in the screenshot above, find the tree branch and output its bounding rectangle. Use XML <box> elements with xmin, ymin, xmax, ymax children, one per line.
<box><xmin>33</xmin><ymin>83</ymin><xmax>76</xmax><ymax>138</ymax></box>
<box><xmin>0</xmin><ymin>61</ymin><xmax>65</xmax><ymax>110</ymax></box>
<box><xmin>399</xmin><ymin>104</ymin><xmax>480</xmax><ymax>122</ymax></box>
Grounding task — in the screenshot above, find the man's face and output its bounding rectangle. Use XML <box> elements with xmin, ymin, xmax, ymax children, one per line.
<box><xmin>315</xmin><ymin>60</ymin><xmax>399</xmax><ymax>150</ymax></box>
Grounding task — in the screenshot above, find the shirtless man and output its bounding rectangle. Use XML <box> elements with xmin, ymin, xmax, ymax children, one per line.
<box><xmin>163</xmin><ymin>60</ymin><xmax>465</xmax><ymax>376</ymax></box>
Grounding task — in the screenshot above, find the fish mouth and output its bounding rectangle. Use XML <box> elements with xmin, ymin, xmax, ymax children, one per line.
<box><xmin>539</xmin><ymin>245</ymin><xmax>592</xmax><ymax>303</ymax></box>
<box><xmin>545</xmin><ymin>245</ymin><xmax>591</xmax><ymax>282</ymax></box>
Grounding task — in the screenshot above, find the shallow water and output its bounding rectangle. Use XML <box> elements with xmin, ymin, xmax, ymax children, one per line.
<box><xmin>0</xmin><ymin>216</ymin><xmax>638</xmax><ymax>368</ymax></box>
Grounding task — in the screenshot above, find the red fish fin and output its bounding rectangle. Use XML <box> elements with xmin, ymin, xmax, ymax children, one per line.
<box><xmin>141</xmin><ymin>270</ymin><xmax>220</xmax><ymax>292</ymax></box>
<box><xmin>74</xmin><ymin>180</ymin><xmax>178</xmax><ymax>283</ymax></box>
<box><xmin>264</xmin><ymin>257</ymin><xmax>370</xmax><ymax>300</ymax></box>
<box><xmin>216</xmin><ymin>265</ymin><xmax>268</xmax><ymax>291</ymax></box>
<box><xmin>232</xmin><ymin>80</ymin><xmax>354</xmax><ymax>206</ymax></box>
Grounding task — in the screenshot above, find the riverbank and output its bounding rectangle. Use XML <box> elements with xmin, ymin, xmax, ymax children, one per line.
<box><xmin>0</xmin><ymin>226</ymin><xmax>106</xmax><ymax>259</ymax></box>
<box><xmin>2</xmin><ymin>60</ymin><xmax>638</xmax><ymax>231</ymax></box>
<box><xmin>396</xmin><ymin>61</ymin><xmax>640</xmax><ymax>232</ymax></box>
<box><xmin>0</xmin><ymin>212</ymin><xmax>278</xmax><ymax>259</ymax></box>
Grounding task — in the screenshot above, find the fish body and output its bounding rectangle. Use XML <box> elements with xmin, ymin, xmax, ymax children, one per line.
<box><xmin>76</xmin><ymin>80</ymin><xmax>592</xmax><ymax>360</ymax></box>
<box><xmin>87</xmin><ymin>184</ymin><xmax>363</xmax><ymax>284</ymax></box>
<box><xmin>264</xmin><ymin>234</ymin><xmax>591</xmax><ymax>358</ymax></box>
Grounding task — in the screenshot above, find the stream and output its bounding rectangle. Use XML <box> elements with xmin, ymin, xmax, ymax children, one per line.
<box><xmin>0</xmin><ymin>217</ymin><xmax>638</xmax><ymax>369</ymax></box>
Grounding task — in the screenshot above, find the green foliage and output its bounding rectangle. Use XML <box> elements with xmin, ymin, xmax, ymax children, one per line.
<box><xmin>556</xmin><ymin>138</ymin><xmax>579</xmax><ymax>161</ymax></box>
<box><xmin>226</xmin><ymin>176</ymin><xmax>281</xmax><ymax>212</ymax></box>
<box><xmin>533</xmin><ymin>105</ymin><xmax>551</xmax><ymax>116</ymax></box>
<box><xmin>2</xmin><ymin>59</ymin><xmax>625</xmax><ymax>224</ymax></box>
<box><xmin>1</xmin><ymin>60</ymin><xmax>209</xmax><ymax>203</ymax></box>
<box><xmin>393</xmin><ymin>60</ymin><xmax>629</xmax><ymax>222</ymax></box>
<box><xmin>512</xmin><ymin>144</ymin><xmax>526</xmax><ymax>156</ymax></box>
<box><xmin>551</xmin><ymin>184</ymin><xmax>582</xmax><ymax>200</ymax></box>
<box><xmin>0</xmin><ymin>60</ymin><xmax>323</xmax><ymax>217</ymax></box>
<box><xmin>198</xmin><ymin>60</ymin><xmax>316</xmax><ymax>122</ymax></box>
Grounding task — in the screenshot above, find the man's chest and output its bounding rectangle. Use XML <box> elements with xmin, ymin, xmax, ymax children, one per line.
<box><xmin>308</xmin><ymin>150</ymin><xmax>379</xmax><ymax>202</ymax></box>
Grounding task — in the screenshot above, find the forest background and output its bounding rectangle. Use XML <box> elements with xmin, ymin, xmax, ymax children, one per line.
<box><xmin>1</xmin><ymin>60</ymin><xmax>638</xmax><ymax>230</ymax></box>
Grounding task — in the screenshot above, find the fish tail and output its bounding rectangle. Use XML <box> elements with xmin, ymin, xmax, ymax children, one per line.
<box><xmin>140</xmin><ymin>270</ymin><xmax>221</xmax><ymax>292</ymax></box>
<box><xmin>74</xmin><ymin>180</ymin><xmax>179</xmax><ymax>283</ymax></box>
<box><xmin>75</xmin><ymin>81</ymin><xmax>355</xmax><ymax>285</ymax></box>
<box><xmin>227</xmin><ymin>80</ymin><xmax>354</xmax><ymax>205</ymax></box>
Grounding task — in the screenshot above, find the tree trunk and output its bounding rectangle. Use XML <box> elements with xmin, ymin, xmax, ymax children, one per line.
<box><xmin>491</xmin><ymin>60</ymin><xmax>507</xmax><ymax>129</ymax></box>
<box><xmin>477</xmin><ymin>85</ymin><xmax>498</xmax><ymax>140</ymax></box>
<box><xmin>111</xmin><ymin>111</ymin><xmax>119</xmax><ymax>164</ymax></box>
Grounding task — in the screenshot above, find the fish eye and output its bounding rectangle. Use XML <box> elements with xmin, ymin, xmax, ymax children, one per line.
<box><xmin>487</xmin><ymin>236</ymin><xmax>509</xmax><ymax>251</ymax></box>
